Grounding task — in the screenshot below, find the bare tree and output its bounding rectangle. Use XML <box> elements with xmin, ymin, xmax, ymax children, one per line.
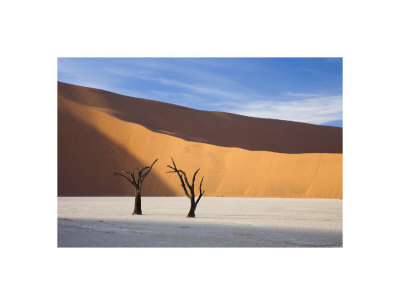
<box><xmin>114</xmin><ymin>159</ymin><xmax>158</xmax><ymax>215</ymax></box>
<box><xmin>166</xmin><ymin>157</ymin><xmax>205</xmax><ymax>218</ymax></box>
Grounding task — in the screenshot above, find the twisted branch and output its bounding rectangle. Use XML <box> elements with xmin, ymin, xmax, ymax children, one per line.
<box><xmin>195</xmin><ymin>176</ymin><xmax>205</xmax><ymax>205</ymax></box>
<box><xmin>166</xmin><ymin>157</ymin><xmax>205</xmax><ymax>203</ymax></box>
<box><xmin>166</xmin><ymin>157</ymin><xmax>190</xmax><ymax>198</ymax></box>
<box><xmin>114</xmin><ymin>159</ymin><xmax>158</xmax><ymax>189</ymax></box>
<box><xmin>120</xmin><ymin>170</ymin><xmax>137</xmax><ymax>186</ymax></box>
<box><xmin>113</xmin><ymin>172</ymin><xmax>135</xmax><ymax>186</ymax></box>
<box><xmin>142</xmin><ymin>159</ymin><xmax>158</xmax><ymax>180</ymax></box>
<box><xmin>192</xmin><ymin>168</ymin><xmax>200</xmax><ymax>189</ymax></box>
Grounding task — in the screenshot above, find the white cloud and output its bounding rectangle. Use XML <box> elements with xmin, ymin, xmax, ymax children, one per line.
<box><xmin>104</xmin><ymin>67</ymin><xmax>245</xmax><ymax>101</ymax></box>
<box><xmin>226</xmin><ymin>95</ymin><xmax>342</xmax><ymax>125</ymax></box>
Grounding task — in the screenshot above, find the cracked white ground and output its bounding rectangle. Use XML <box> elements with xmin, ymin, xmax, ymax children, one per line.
<box><xmin>58</xmin><ymin>197</ymin><xmax>342</xmax><ymax>247</ymax></box>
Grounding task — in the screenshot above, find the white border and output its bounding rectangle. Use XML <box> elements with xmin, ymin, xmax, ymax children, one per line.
<box><xmin>2</xmin><ymin>1</ymin><xmax>399</xmax><ymax>304</ymax></box>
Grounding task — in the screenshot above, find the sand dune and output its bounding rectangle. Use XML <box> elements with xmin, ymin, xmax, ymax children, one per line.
<box><xmin>58</xmin><ymin>83</ymin><xmax>342</xmax><ymax>198</ymax></box>
<box><xmin>58</xmin><ymin>82</ymin><xmax>342</xmax><ymax>154</ymax></box>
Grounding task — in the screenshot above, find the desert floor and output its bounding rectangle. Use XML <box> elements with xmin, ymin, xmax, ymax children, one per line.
<box><xmin>58</xmin><ymin>197</ymin><xmax>342</xmax><ymax>247</ymax></box>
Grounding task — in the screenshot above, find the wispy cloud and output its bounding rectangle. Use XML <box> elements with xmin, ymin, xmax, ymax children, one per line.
<box><xmin>104</xmin><ymin>67</ymin><xmax>247</xmax><ymax>101</ymax></box>
<box><xmin>225</xmin><ymin>95</ymin><xmax>342</xmax><ymax>125</ymax></box>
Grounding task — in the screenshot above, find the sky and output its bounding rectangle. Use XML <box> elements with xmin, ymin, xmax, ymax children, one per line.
<box><xmin>58</xmin><ymin>58</ymin><xmax>342</xmax><ymax>127</ymax></box>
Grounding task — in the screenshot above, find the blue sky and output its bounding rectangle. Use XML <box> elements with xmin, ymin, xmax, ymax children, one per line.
<box><xmin>58</xmin><ymin>58</ymin><xmax>342</xmax><ymax>127</ymax></box>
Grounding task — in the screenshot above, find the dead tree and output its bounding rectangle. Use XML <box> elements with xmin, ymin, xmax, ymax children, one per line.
<box><xmin>166</xmin><ymin>157</ymin><xmax>205</xmax><ymax>218</ymax></box>
<box><xmin>113</xmin><ymin>159</ymin><xmax>158</xmax><ymax>215</ymax></box>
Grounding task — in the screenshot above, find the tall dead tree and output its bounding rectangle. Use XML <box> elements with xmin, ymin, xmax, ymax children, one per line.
<box><xmin>114</xmin><ymin>159</ymin><xmax>158</xmax><ymax>215</ymax></box>
<box><xmin>166</xmin><ymin>157</ymin><xmax>205</xmax><ymax>218</ymax></box>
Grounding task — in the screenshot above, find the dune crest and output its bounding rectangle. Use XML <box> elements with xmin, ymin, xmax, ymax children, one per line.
<box><xmin>58</xmin><ymin>82</ymin><xmax>342</xmax><ymax>154</ymax></box>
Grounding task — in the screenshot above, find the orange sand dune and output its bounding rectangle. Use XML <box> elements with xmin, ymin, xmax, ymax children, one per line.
<box><xmin>58</xmin><ymin>82</ymin><xmax>342</xmax><ymax>154</ymax></box>
<box><xmin>58</xmin><ymin>83</ymin><xmax>342</xmax><ymax>198</ymax></box>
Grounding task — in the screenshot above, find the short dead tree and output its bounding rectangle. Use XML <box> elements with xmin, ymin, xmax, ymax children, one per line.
<box><xmin>114</xmin><ymin>159</ymin><xmax>158</xmax><ymax>215</ymax></box>
<box><xmin>166</xmin><ymin>157</ymin><xmax>205</xmax><ymax>218</ymax></box>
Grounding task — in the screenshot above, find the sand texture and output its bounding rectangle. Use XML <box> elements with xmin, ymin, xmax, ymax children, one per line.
<box><xmin>58</xmin><ymin>82</ymin><xmax>342</xmax><ymax>198</ymax></box>
<box><xmin>58</xmin><ymin>197</ymin><xmax>343</xmax><ymax>247</ymax></box>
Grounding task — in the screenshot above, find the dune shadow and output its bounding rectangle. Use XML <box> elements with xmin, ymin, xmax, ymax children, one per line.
<box><xmin>58</xmin><ymin>99</ymin><xmax>175</xmax><ymax>196</ymax></box>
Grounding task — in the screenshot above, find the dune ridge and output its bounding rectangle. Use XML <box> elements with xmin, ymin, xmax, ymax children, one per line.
<box><xmin>58</xmin><ymin>85</ymin><xmax>342</xmax><ymax>198</ymax></box>
<box><xmin>58</xmin><ymin>82</ymin><xmax>342</xmax><ymax>154</ymax></box>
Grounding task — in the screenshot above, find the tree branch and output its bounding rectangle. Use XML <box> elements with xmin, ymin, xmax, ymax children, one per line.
<box><xmin>167</xmin><ymin>157</ymin><xmax>206</xmax><ymax>211</ymax></box>
<box><xmin>142</xmin><ymin>159</ymin><xmax>158</xmax><ymax>180</ymax></box>
<box><xmin>171</xmin><ymin>156</ymin><xmax>178</xmax><ymax>169</ymax></box>
<box><xmin>199</xmin><ymin>176</ymin><xmax>204</xmax><ymax>193</ymax></box>
<box><xmin>195</xmin><ymin>176</ymin><xmax>205</xmax><ymax>205</ymax></box>
<box><xmin>192</xmin><ymin>168</ymin><xmax>200</xmax><ymax>188</ymax></box>
<box><xmin>166</xmin><ymin>157</ymin><xmax>190</xmax><ymax>198</ymax></box>
<box><xmin>114</xmin><ymin>172</ymin><xmax>135</xmax><ymax>186</ymax></box>
<box><xmin>138</xmin><ymin>166</ymin><xmax>149</xmax><ymax>178</ymax></box>
<box><xmin>179</xmin><ymin>169</ymin><xmax>192</xmax><ymax>193</ymax></box>
<box><xmin>120</xmin><ymin>170</ymin><xmax>137</xmax><ymax>186</ymax></box>
<box><xmin>177</xmin><ymin>171</ymin><xmax>190</xmax><ymax>198</ymax></box>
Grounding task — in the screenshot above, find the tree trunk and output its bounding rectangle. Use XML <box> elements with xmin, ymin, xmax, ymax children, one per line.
<box><xmin>133</xmin><ymin>190</ymin><xmax>142</xmax><ymax>215</ymax></box>
<box><xmin>187</xmin><ymin>198</ymin><xmax>196</xmax><ymax>218</ymax></box>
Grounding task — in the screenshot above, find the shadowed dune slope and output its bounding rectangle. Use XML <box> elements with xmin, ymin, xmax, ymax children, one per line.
<box><xmin>58</xmin><ymin>87</ymin><xmax>342</xmax><ymax>198</ymax></box>
<box><xmin>58</xmin><ymin>100</ymin><xmax>175</xmax><ymax>196</ymax></box>
<box><xmin>58</xmin><ymin>82</ymin><xmax>342</xmax><ymax>154</ymax></box>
